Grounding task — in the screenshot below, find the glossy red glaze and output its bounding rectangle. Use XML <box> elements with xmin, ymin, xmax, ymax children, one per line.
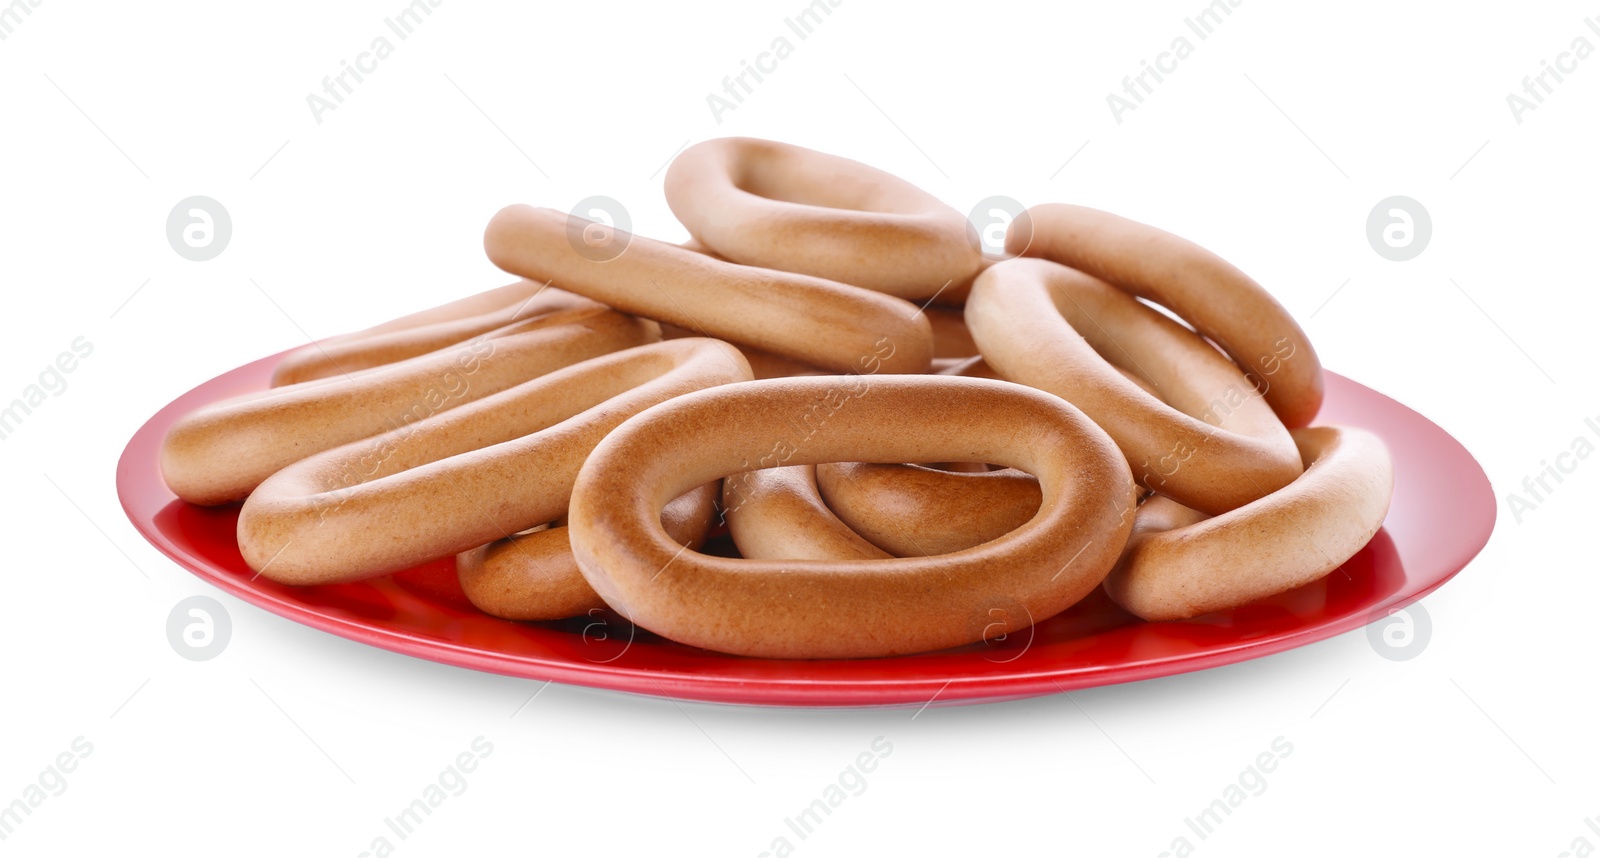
<box><xmin>117</xmin><ymin>354</ymin><xmax>1494</xmax><ymax>707</ymax></box>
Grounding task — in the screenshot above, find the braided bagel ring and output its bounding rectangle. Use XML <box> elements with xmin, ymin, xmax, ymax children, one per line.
<box><xmin>815</xmin><ymin>463</ymin><xmax>1041</xmax><ymax>557</ymax></box>
<box><xmin>457</xmin><ymin>483</ymin><xmax>720</xmax><ymax>621</ymax></box>
<box><xmin>484</xmin><ymin>204</ymin><xmax>934</xmax><ymax>375</ymax></box>
<box><xmin>722</xmin><ymin>465</ymin><xmax>889</xmax><ymax>561</ymax></box>
<box><xmin>1104</xmin><ymin>426</ymin><xmax>1394</xmax><ymax>621</ymax></box>
<box><xmin>272</xmin><ymin>283</ymin><xmax>592</xmax><ymax>386</ymax></box>
<box><xmin>568</xmin><ymin>375</ymin><xmax>1137</xmax><ymax>659</ymax></box>
<box><xmin>966</xmin><ymin>257</ymin><xmax>1302</xmax><ymax>514</ymax></box>
<box><xmin>162</xmin><ymin>306</ymin><xmax>656</xmax><ymax>506</ymax></box>
<box><xmin>1009</xmin><ymin>203</ymin><xmax>1324</xmax><ymax>427</ymax></box>
<box><xmin>238</xmin><ymin>338</ymin><xmax>751</xmax><ymax>585</ymax></box>
<box><xmin>663</xmin><ymin>137</ymin><xmax>980</xmax><ymax>301</ymax></box>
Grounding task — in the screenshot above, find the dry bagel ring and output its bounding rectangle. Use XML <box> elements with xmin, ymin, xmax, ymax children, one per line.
<box><xmin>568</xmin><ymin>375</ymin><xmax>1137</xmax><ymax>659</ymax></box>
<box><xmin>722</xmin><ymin>465</ymin><xmax>888</xmax><ymax>561</ymax></box>
<box><xmin>457</xmin><ymin>483</ymin><xmax>720</xmax><ymax>621</ymax></box>
<box><xmin>1009</xmin><ymin>203</ymin><xmax>1324</xmax><ymax>427</ymax></box>
<box><xmin>718</xmin><ymin>346</ymin><xmax>826</xmax><ymax>381</ymax></box>
<box><xmin>943</xmin><ymin>342</ymin><xmax>1160</xmax><ymax>491</ymax></box>
<box><xmin>660</xmin><ymin>322</ymin><xmax>827</xmax><ymax>380</ymax></box>
<box><xmin>272</xmin><ymin>283</ymin><xmax>593</xmax><ymax>386</ymax></box>
<box><xmin>484</xmin><ymin>204</ymin><xmax>934</xmax><ymax>375</ymax></box>
<box><xmin>939</xmin><ymin>353</ymin><xmax>1159</xmax><ymax>396</ymax></box>
<box><xmin>966</xmin><ymin>257</ymin><xmax>1302</xmax><ymax>514</ymax></box>
<box><xmin>926</xmin><ymin>305</ymin><xmax>978</xmax><ymax>358</ymax></box>
<box><xmin>662</xmin><ymin>240</ymin><xmax>835</xmax><ymax>378</ymax></box>
<box><xmin>815</xmin><ymin>462</ymin><xmax>1041</xmax><ymax>557</ymax></box>
<box><xmin>357</xmin><ymin>279</ymin><xmax>566</xmax><ymax>336</ymax></box>
<box><xmin>663</xmin><ymin>137</ymin><xmax>980</xmax><ymax>300</ymax></box>
<box><xmin>162</xmin><ymin>306</ymin><xmax>657</xmax><ymax>506</ymax></box>
<box><xmin>1104</xmin><ymin>426</ymin><xmax>1394</xmax><ymax>621</ymax></box>
<box><xmin>237</xmin><ymin>338</ymin><xmax>751</xmax><ymax>585</ymax></box>
<box><xmin>670</xmin><ymin>234</ymin><xmax>830</xmax><ymax>377</ymax></box>
<box><xmin>935</xmin><ymin>354</ymin><xmax>1001</xmax><ymax>379</ymax></box>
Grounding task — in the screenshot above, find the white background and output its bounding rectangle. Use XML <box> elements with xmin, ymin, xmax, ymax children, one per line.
<box><xmin>1</xmin><ymin>0</ymin><xmax>1596</xmax><ymax>855</ymax></box>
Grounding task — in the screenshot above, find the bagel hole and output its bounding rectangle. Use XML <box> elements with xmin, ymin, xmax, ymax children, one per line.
<box><xmin>1134</xmin><ymin>295</ymin><xmax>1200</xmax><ymax>334</ymax></box>
<box><xmin>510</xmin><ymin>522</ymin><xmax>555</xmax><ymax>538</ymax></box>
<box><xmin>925</xmin><ymin>462</ymin><xmax>1002</xmax><ymax>473</ymax></box>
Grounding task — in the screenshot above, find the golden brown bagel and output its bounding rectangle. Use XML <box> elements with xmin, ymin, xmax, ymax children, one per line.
<box><xmin>940</xmin><ymin>354</ymin><xmax>1158</xmax><ymax>396</ymax></box>
<box><xmin>237</xmin><ymin>339</ymin><xmax>751</xmax><ymax>585</ymax></box>
<box><xmin>271</xmin><ymin>283</ymin><xmax>592</xmax><ymax>386</ymax></box>
<box><xmin>1104</xmin><ymin>426</ymin><xmax>1394</xmax><ymax>621</ymax></box>
<box><xmin>568</xmin><ymin>375</ymin><xmax>1137</xmax><ymax>659</ymax></box>
<box><xmin>965</xmin><ymin>257</ymin><xmax>1302</xmax><ymax>514</ymax></box>
<box><xmin>926</xmin><ymin>305</ymin><xmax>978</xmax><ymax>358</ymax></box>
<box><xmin>1008</xmin><ymin>203</ymin><xmax>1324</xmax><ymax>427</ymax></box>
<box><xmin>664</xmin><ymin>137</ymin><xmax>980</xmax><ymax>301</ymax></box>
<box><xmin>722</xmin><ymin>465</ymin><xmax>889</xmax><ymax>561</ymax></box>
<box><xmin>483</xmin><ymin>204</ymin><xmax>934</xmax><ymax>375</ymax></box>
<box><xmin>457</xmin><ymin>483</ymin><xmax>721</xmax><ymax>621</ymax></box>
<box><xmin>815</xmin><ymin>462</ymin><xmax>1041</xmax><ymax>557</ymax></box>
<box><xmin>162</xmin><ymin>306</ymin><xmax>657</xmax><ymax>506</ymax></box>
<box><xmin>660</xmin><ymin>323</ymin><xmax>827</xmax><ymax>380</ymax></box>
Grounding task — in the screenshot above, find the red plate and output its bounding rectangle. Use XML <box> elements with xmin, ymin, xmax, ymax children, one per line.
<box><xmin>116</xmin><ymin>355</ymin><xmax>1494</xmax><ymax>707</ymax></box>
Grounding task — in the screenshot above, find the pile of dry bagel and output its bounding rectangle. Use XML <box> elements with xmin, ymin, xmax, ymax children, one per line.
<box><xmin>159</xmin><ymin>136</ymin><xmax>1394</xmax><ymax>660</ymax></box>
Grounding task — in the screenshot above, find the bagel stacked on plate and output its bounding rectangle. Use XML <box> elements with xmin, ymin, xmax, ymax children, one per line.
<box><xmin>159</xmin><ymin>136</ymin><xmax>1393</xmax><ymax>659</ymax></box>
